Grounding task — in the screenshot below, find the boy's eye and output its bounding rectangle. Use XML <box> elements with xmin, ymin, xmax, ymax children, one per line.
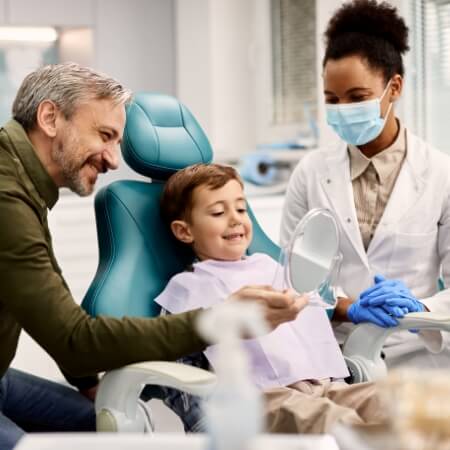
<box><xmin>237</xmin><ymin>208</ymin><xmax>247</xmax><ymax>214</ymax></box>
<box><xmin>211</xmin><ymin>211</ymin><xmax>224</xmax><ymax>217</ymax></box>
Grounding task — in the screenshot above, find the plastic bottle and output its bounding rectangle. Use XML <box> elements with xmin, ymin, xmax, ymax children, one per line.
<box><xmin>197</xmin><ymin>302</ymin><xmax>268</xmax><ymax>450</ymax></box>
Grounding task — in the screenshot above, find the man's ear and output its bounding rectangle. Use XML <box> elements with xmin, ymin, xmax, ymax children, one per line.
<box><xmin>171</xmin><ymin>220</ymin><xmax>194</xmax><ymax>244</ymax></box>
<box><xmin>36</xmin><ymin>100</ymin><xmax>59</xmax><ymax>138</ymax></box>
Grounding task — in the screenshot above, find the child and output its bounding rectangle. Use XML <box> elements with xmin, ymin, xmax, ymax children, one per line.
<box><xmin>155</xmin><ymin>163</ymin><xmax>387</xmax><ymax>433</ymax></box>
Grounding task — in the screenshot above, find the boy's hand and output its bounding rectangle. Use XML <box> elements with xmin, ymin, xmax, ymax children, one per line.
<box><xmin>228</xmin><ymin>285</ymin><xmax>308</xmax><ymax>330</ymax></box>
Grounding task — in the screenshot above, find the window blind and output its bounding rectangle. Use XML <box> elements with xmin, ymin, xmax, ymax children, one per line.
<box><xmin>271</xmin><ymin>0</ymin><xmax>317</xmax><ymax>125</ymax></box>
<box><xmin>406</xmin><ymin>0</ymin><xmax>450</xmax><ymax>153</ymax></box>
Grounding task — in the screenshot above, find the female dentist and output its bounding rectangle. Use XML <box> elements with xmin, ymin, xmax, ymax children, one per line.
<box><xmin>280</xmin><ymin>0</ymin><xmax>450</xmax><ymax>369</ymax></box>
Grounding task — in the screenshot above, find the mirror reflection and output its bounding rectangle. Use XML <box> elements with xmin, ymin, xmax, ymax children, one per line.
<box><xmin>283</xmin><ymin>208</ymin><xmax>341</xmax><ymax>308</ymax></box>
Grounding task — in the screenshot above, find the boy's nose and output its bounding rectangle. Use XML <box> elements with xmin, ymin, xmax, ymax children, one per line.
<box><xmin>229</xmin><ymin>214</ymin><xmax>242</xmax><ymax>226</ymax></box>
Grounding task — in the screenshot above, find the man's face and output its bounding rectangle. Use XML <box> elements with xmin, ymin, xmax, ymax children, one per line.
<box><xmin>51</xmin><ymin>98</ymin><xmax>126</xmax><ymax>196</ymax></box>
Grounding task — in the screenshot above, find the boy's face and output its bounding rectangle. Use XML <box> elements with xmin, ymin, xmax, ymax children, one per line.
<box><xmin>171</xmin><ymin>179</ymin><xmax>253</xmax><ymax>261</ymax></box>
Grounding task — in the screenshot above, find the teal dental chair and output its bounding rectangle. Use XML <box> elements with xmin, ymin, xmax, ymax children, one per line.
<box><xmin>81</xmin><ymin>92</ymin><xmax>279</xmax><ymax>432</ymax></box>
<box><xmin>82</xmin><ymin>92</ymin><xmax>450</xmax><ymax>433</ymax></box>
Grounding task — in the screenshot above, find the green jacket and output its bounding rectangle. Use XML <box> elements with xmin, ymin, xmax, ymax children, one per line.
<box><xmin>0</xmin><ymin>120</ymin><xmax>205</xmax><ymax>380</ymax></box>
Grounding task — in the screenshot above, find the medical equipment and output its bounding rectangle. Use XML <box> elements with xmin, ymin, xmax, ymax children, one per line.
<box><xmin>198</xmin><ymin>302</ymin><xmax>267</xmax><ymax>450</ymax></box>
<box><xmin>278</xmin><ymin>208</ymin><xmax>342</xmax><ymax>309</ymax></box>
<box><xmin>239</xmin><ymin>152</ymin><xmax>291</xmax><ymax>186</ymax></box>
<box><xmin>342</xmin><ymin>313</ymin><xmax>450</xmax><ymax>382</ymax></box>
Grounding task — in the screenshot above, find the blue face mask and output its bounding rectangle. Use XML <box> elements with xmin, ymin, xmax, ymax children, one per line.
<box><xmin>325</xmin><ymin>81</ymin><xmax>392</xmax><ymax>146</ymax></box>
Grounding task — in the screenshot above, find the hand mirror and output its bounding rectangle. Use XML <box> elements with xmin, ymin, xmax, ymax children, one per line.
<box><xmin>281</xmin><ymin>208</ymin><xmax>342</xmax><ymax>309</ymax></box>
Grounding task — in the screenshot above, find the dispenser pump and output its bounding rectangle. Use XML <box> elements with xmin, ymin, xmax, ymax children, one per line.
<box><xmin>197</xmin><ymin>301</ymin><xmax>269</xmax><ymax>450</ymax></box>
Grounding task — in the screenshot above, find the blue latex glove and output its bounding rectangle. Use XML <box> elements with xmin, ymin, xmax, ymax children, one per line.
<box><xmin>360</xmin><ymin>274</ymin><xmax>412</xmax><ymax>305</ymax></box>
<box><xmin>380</xmin><ymin>296</ymin><xmax>425</xmax><ymax>312</ymax></box>
<box><xmin>360</xmin><ymin>274</ymin><xmax>424</xmax><ymax>311</ymax></box>
<box><xmin>348</xmin><ymin>302</ymin><xmax>399</xmax><ymax>328</ymax></box>
<box><xmin>380</xmin><ymin>304</ymin><xmax>409</xmax><ymax>318</ymax></box>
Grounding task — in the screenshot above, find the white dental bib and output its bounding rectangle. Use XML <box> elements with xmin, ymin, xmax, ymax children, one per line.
<box><xmin>155</xmin><ymin>253</ymin><xmax>348</xmax><ymax>389</ymax></box>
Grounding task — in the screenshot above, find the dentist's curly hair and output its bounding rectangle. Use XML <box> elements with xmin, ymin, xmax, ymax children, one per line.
<box><xmin>323</xmin><ymin>0</ymin><xmax>409</xmax><ymax>81</ymax></box>
<box><xmin>161</xmin><ymin>163</ymin><xmax>243</xmax><ymax>226</ymax></box>
<box><xmin>12</xmin><ymin>62</ymin><xmax>132</xmax><ymax>130</ymax></box>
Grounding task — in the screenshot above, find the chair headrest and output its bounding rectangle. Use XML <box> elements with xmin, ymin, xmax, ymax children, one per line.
<box><xmin>121</xmin><ymin>92</ymin><xmax>213</xmax><ymax>180</ymax></box>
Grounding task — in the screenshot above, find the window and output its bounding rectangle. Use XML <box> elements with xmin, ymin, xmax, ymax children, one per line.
<box><xmin>0</xmin><ymin>27</ymin><xmax>58</xmax><ymax>125</ymax></box>
<box><xmin>404</xmin><ymin>0</ymin><xmax>450</xmax><ymax>153</ymax></box>
<box><xmin>271</xmin><ymin>0</ymin><xmax>317</xmax><ymax>126</ymax></box>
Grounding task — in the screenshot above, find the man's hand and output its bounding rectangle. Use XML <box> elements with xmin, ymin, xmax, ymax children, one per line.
<box><xmin>228</xmin><ymin>285</ymin><xmax>308</xmax><ymax>330</ymax></box>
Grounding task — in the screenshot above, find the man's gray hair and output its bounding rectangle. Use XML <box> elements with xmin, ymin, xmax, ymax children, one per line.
<box><xmin>12</xmin><ymin>62</ymin><xmax>133</xmax><ymax>130</ymax></box>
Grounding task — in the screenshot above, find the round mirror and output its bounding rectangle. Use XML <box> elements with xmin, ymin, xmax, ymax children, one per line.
<box><xmin>283</xmin><ymin>208</ymin><xmax>341</xmax><ymax>309</ymax></box>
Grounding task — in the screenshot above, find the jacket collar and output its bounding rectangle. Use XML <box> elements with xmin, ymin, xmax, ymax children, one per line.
<box><xmin>4</xmin><ymin>120</ymin><xmax>58</xmax><ymax>210</ymax></box>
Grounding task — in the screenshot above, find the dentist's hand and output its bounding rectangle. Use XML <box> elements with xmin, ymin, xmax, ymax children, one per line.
<box><xmin>360</xmin><ymin>274</ymin><xmax>411</xmax><ymax>302</ymax></box>
<box><xmin>229</xmin><ymin>285</ymin><xmax>308</xmax><ymax>330</ymax></box>
<box><xmin>360</xmin><ymin>274</ymin><xmax>425</xmax><ymax>314</ymax></box>
<box><xmin>348</xmin><ymin>300</ymin><xmax>399</xmax><ymax>328</ymax></box>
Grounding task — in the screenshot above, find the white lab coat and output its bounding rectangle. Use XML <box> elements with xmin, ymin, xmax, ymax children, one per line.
<box><xmin>280</xmin><ymin>129</ymin><xmax>450</xmax><ymax>368</ymax></box>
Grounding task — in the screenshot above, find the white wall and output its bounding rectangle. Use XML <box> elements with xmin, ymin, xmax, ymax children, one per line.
<box><xmin>176</xmin><ymin>0</ymin><xmax>256</xmax><ymax>159</ymax></box>
<box><xmin>315</xmin><ymin>0</ymin><xmax>342</xmax><ymax>148</ymax></box>
<box><xmin>94</xmin><ymin>0</ymin><xmax>176</xmax><ymax>186</ymax></box>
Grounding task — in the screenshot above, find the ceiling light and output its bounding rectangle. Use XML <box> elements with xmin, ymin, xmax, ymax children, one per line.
<box><xmin>0</xmin><ymin>27</ymin><xmax>58</xmax><ymax>43</ymax></box>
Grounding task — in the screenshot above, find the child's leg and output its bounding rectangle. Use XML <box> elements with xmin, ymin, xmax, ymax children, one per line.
<box><xmin>264</xmin><ymin>380</ymin><xmax>364</xmax><ymax>433</ymax></box>
<box><xmin>325</xmin><ymin>380</ymin><xmax>388</xmax><ymax>425</ymax></box>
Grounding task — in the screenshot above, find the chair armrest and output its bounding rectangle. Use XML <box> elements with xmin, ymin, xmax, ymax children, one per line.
<box><xmin>96</xmin><ymin>361</ymin><xmax>216</xmax><ymax>432</ymax></box>
<box><xmin>342</xmin><ymin>312</ymin><xmax>450</xmax><ymax>382</ymax></box>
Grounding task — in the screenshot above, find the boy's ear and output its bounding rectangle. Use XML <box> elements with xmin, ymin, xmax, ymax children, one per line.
<box><xmin>170</xmin><ymin>220</ymin><xmax>194</xmax><ymax>244</ymax></box>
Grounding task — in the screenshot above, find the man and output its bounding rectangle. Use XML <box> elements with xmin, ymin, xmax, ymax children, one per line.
<box><xmin>0</xmin><ymin>62</ymin><xmax>303</xmax><ymax>449</ymax></box>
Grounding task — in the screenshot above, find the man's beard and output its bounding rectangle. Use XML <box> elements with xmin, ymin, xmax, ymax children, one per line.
<box><xmin>51</xmin><ymin>132</ymin><xmax>93</xmax><ymax>197</ymax></box>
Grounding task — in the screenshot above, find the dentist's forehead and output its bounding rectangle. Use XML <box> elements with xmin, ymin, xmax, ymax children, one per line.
<box><xmin>323</xmin><ymin>55</ymin><xmax>385</xmax><ymax>93</ymax></box>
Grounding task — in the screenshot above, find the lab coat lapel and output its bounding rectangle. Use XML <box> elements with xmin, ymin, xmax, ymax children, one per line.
<box><xmin>320</xmin><ymin>143</ymin><xmax>369</xmax><ymax>269</ymax></box>
<box><xmin>368</xmin><ymin>131</ymin><xmax>427</xmax><ymax>255</ymax></box>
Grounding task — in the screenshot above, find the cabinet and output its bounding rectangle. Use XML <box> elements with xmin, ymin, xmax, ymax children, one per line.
<box><xmin>247</xmin><ymin>194</ymin><xmax>284</xmax><ymax>245</ymax></box>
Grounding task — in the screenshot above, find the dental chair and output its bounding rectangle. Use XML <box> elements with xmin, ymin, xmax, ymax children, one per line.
<box><xmin>82</xmin><ymin>92</ymin><xmax>450</xmax><ymax>433</ymax></box>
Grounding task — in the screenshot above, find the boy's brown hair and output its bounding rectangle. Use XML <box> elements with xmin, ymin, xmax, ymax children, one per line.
<box><xmin>160</xmin><ymin>163</ymin><xmax>243</xmax><ymax>225</ymax></box>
